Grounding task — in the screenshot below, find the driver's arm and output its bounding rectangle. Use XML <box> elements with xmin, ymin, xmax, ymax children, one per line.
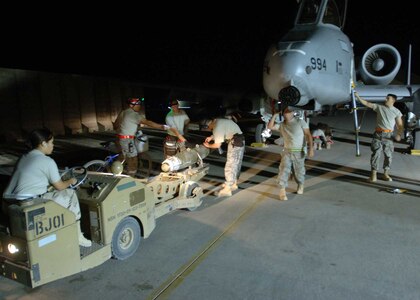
<box><xmin>52</xmin><ymin>178</ymin><xmax>77</xmax><ymax>191</ymax></box>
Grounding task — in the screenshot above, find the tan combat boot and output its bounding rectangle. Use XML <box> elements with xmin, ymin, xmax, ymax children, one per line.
<box><xmin>297</xmin><ymin>184</ymin><xmax>304</xmax><ymax>195</ymax></box>
<box><xmin>216</xmin><ymin>186</ymin><xmax>232</xmax><ymax>197</ymax></box>
<box><xmin>383</xmin><ymin>170</ymin><xmax>393</xmax><ymax>181</ymax></box>
<box><xmin>369</xmin><ymin>170</ymin><xmax>377</xmax><ymax>182</ymax></box>
<box><xmin>279</xmin><ymin>188</ymin><xmax>288</xmax><ymax>201</ymax></box>
<box><xmin>222</xmin><ymin>181</ymin><xmax>238</xmax><ymax>192</ymax></box>
<box><xmin>77</xmin><ymin>221</ymin><xmax>92</xmax><ymax>247</ymax></box>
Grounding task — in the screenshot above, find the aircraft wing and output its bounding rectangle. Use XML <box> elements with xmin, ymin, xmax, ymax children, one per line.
<box><xmin>355</xmin><ymin>84</ymin><xmax>420</xmax><ymax>101</ymax></box>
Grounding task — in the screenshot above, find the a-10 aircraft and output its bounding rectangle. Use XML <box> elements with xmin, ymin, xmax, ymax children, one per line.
<box><xmin>262</xmin><ymin>0</ymin><xmax>420</xmax><ymax>152</ymax></box>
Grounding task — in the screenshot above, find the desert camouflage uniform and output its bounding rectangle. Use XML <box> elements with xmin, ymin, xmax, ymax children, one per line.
<box><xmin>370</xmin><ymin>104</ymin><xmax>402</xmax><ymax>172</ymax></box>
<box><xmin>225</xmin><ymin>140</ymin><xmax>245</xmax><ymax>187</ymax></box>
<box><xmin>277</xmin><ymin>118</ymin><xmax>309</xmax><ymax>189</ymax></box>
<box><xmin>212</xmin><ymin>118</ymin><xmax>245</xmax><ymax>188</ymax></box>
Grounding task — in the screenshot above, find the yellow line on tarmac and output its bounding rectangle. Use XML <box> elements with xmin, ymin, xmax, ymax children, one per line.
<box><xmin>147</xmin><ymin>191</ymin><xmax>271</xmax><ymax>300</ymax></box>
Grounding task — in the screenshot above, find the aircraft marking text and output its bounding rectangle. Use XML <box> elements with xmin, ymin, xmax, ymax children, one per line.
<box><xmin>35</xmin><ymin>214</ymin><xmax>65</xmax><ymax>236</ymax></box>
<box><xmin>310</xmin><ymin>57</ymin><xmax>327</xmax><ymax>70</ymax></box>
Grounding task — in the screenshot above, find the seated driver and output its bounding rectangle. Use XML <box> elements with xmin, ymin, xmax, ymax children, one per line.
<box><xmin>3</xmin><ymin>128</ymin><xmax>91</xmax><ymax>247</ymax></box>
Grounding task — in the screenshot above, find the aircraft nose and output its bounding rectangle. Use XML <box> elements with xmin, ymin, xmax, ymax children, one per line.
<box><xmin>263</xmin><ymin>44</ymin><xmax>306</xmax><ymax>103</ymax></box>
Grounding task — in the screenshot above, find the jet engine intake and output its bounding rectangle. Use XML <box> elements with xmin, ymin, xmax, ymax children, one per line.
<box><xmin>359</xmin><ymin>44</ymin><xmax>401</xmax><ymax>85</ymax></box>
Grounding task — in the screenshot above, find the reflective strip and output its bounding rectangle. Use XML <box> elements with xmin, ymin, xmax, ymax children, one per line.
<box><xmin>287</xmin><ymin>148</ymin><xmax>304</xmax><ymax>152</ymax></box>
<box><xmin>375</xmin><ymin>128</ymin><xmax>393</xmax><ymax>133</ymax></box>
<box><xmin>117</xmin><ymin>181</ymin><xmax>136</xmax><ymax>191</ymax></box>
<box><xmin>117</xmin><ymin>134</ymin><xmax>135</xmax><ymax>139</ymax></box>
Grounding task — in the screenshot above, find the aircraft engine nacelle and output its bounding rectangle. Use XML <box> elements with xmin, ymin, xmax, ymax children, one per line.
<box><xmin>359</xmin><ymin>44</ymin><xmax>401</xmax><ymax>85</ymax></box>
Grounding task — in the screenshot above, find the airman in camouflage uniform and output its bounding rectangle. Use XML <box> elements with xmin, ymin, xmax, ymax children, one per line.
<box><xmin>268</xmin><ymin>107</ymin><xmax>314</xmax><ymax>200</ymax></box>
<box><xmin>203</xmin><ymin>118</ymin><xmax>245</xmax><ymax>197</ymax></box>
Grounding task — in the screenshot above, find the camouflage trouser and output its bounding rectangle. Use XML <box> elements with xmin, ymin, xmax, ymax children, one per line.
<box><xmin>371</xmin><ymin>131</ymin><xmax>394</xmax><ymax>171</ymax></box>
<box><xmin>44</xmin><ymin>189</ymin><xmax>81</xmax><ymax>220</ymax></box>
<box><xmin>116</xmin><ymin>138</ymin><xmax>138</xmax><ymax>176</ymax></box>
<box><xmin>225</xmin><ymin>142</ymin><xmax>245</xmax><ymax>187</ymax></box>
<box><xmin>277</xmin><ymin>149</ymin><xmax>306</xmax><ymax>189</ymax></box>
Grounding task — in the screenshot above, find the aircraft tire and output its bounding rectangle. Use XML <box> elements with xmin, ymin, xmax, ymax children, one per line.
<box><xmin>255</xmin><ymin>123</ymin><xmax>264</xmax><ymax>143</ymax></box>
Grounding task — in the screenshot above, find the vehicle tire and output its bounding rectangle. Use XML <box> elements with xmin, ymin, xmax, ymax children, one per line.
<box><xmin>185</xmin><ymin>182</ymin><xmax>200</xmax><ymax>211</ymax></box>
<box><xmin>111</xmin><ymin>217</ymin><xmax>141</xmax><ymax>260</ymax></box>
<box><xmin>255</xmin><ymin>123</ymin><xmax>264</xmax><ymax>143</ymax></box>
<box><xmin>84</xmin><ymin>160</ymin><xmax>107</xmax><ymax>172</ymax></box>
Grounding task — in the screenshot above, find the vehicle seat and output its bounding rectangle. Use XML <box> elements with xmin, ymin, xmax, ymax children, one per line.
<box><xmin>2</xmin><ymin>195</ymin><xmax>40</xmax><ymax>215</ymax></box>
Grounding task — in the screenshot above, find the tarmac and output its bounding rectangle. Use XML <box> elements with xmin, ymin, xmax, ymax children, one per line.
<box><xmin>1</xmin><ymin>110</ymin><xmax>420</xmax><ymax>300</ymax></box>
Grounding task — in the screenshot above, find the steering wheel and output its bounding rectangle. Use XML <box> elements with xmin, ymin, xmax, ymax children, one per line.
<box><xmin>61</xmin><ymin>166</ymin><xmax>88</xmax><ymax>189</ymax></box>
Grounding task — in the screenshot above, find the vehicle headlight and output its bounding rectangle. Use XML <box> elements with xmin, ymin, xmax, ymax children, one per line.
<box><xmin>8</xmin><ymin>243</ymin><xmax>20</xmax><ymax>254</ymax></box>
<box><xmin>0</xmin><ymin>237</ymin><xmax>27</xmax><ymax>262</ymax></box>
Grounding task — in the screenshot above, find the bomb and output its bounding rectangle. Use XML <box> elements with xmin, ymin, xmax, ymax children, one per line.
<box><xmin>161</xmin><ymin>145</ymin><xmax>210</xmax><ymax>172</ymax></box>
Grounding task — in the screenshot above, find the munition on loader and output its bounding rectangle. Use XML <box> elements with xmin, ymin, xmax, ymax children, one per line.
<box><xmin>161</xmin><ymin>145</ymin><xmax>210</xmax><ymax>172</ymax></box>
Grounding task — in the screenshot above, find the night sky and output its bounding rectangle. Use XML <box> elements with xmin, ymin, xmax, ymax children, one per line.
<box><xmin>1</xmin><ymin>2</ymin><xmax>419</xmax><ymax>93</ymax></box>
